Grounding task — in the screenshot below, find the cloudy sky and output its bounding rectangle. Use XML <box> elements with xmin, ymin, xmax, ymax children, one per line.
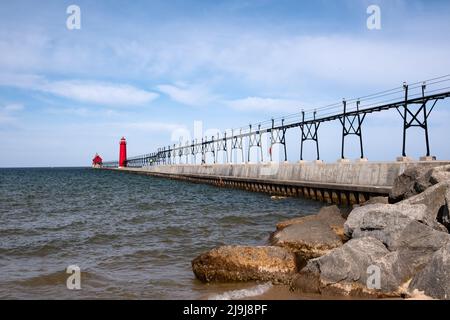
<box><xmin>0</xmin><ymin>0</ymin><xmax>449</xmax><ymax>167</ymax></box>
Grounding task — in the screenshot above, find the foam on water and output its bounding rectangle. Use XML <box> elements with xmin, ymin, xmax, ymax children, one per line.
<box><xmin>208</xmin><ymin>283</ymin><xmax>272</xmax><ymax>300</ymax></box>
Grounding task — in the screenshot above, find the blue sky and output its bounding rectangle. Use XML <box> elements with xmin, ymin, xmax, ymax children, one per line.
<box><xmin>0</xmin><ymin>0</ymin><xmax>450</xmax><ymax>167</ymax></box>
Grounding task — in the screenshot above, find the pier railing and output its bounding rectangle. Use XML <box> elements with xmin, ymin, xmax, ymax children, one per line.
<box><xmin>103</xmin><ymin>75</ymin><xmax>450</xmax><ymax>168</ymax></box>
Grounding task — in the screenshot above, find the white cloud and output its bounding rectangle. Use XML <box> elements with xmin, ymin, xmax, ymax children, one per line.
<box><xmin>3</xmin><ymin>103</ymin><xmax>24</xmax><ymax>112</ymax></box>
<box><xmin>0</xmin><ymin>73</ymin><xmax>159</xmax><ymax>107</ymax></box>
<box><xmin>44</xmin><ymin>107</ymin><xmax>90</xmax><ymax>117</ymax></box>
<box><xmin>0</xmin><ymin>103</ymin><xmax>24</xmax><ymax>124</ymax></box>
<box><xmin>116</xmin><ymin>121</ymin><xmax>186</xmax><ymax>133</ymax></box>
<box><xmin>227</xmin><ymin>97</ymin><xmax>304</xmax><ymax>113</ymax></box>
<box><xmin>42</xmin><ymin>80</ymin><xmax>158</xmax><ymax>106</ymax></box>
<box><xmin>2</xmin><ymin>24</ymin><xmax>450</xmax><ymax>101</ymax></box>
<box><xmin>0</xmin><ymin>114</ymin><xmax>15</xmax><ymax>124</ymax></box>
<box><xmin>156</xmin><ymin>83</ymin><xmax>216</xmax><ymax>106</ymax></box>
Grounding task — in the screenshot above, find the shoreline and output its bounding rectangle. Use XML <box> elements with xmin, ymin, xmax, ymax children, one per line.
<box><xmin>193</xmin><ymin>164</ymin><xmax>450</xmax><ymax>300</ymax></box>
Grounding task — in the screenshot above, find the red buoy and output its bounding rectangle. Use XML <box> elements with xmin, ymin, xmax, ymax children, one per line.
<box><xmin>119</xmin><ymin>137</ymin><xmax>127</xmax><ymax>167</ymax></box>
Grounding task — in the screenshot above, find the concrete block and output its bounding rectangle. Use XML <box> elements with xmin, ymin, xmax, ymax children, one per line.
<box><xmin>419</xmin><ymin>156</ymin><xmax>437</xmax><ymax>161</ymax></box>
<box><xmin>396</xmin><ymin>156</ymin><xmax>414</xmax><ymax>162</ymax></box>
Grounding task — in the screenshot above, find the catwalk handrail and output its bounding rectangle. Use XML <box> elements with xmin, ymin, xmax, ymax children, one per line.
<box><xmin>102</xmin><ymin>76</ymin><xmax>450</xmax><ymax>167</ymax></box>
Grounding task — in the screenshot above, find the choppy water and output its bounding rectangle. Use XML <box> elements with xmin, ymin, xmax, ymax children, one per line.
<box><xmin>0</xmin><ymin>168</ymin><xmax>323</xmax><ymax>299</ymax></box>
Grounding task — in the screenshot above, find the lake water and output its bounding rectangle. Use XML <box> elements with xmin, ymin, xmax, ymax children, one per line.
<box><xmin>0</xmin><ymin>167</ymin><xmax>323</xmax><ymax>299</ymax></box>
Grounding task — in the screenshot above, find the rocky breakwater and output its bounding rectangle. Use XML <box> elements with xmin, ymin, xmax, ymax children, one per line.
<box><xmin>192</xmin><ymin>165</ymin><xmax>450</xmax><ymax>299</ymax></box>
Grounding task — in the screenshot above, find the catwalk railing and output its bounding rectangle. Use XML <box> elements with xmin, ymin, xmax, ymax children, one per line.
<box><xmin>102</xmin><ymin>75</ymin><xmax>450</xmax><ymax>168</ymax></box>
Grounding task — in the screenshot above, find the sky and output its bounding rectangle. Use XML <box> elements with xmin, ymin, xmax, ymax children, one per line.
<box><xmin>0</xmin><ymin>0</ymin><xmax>450</xmax><ymax>167</ymax></box>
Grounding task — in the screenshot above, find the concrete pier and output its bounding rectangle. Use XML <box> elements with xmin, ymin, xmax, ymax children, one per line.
<box><xmin>101</xmin><ymin>161</ymin><xmax>450</xmax><ymax>205</ymax></box>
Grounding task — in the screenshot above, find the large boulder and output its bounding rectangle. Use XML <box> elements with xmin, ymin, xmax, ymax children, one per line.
<box><xmin>192</xmin><ymin>245</ymin><xmax>297</xmax><ymax>284</ymax></box>
<box><xmin>292</xmin><ymin>237</ymin><xmax>391</xmax><ymax>297</ymax></box>
<box><xmin>345</xmin><ymin>182</ymin><xmax>450</xmax><ymax>248</ymax></box>
<box><xmin>409</xmin><ymin>241</ymin><xmax>450</xmax><ymax>299</ymax></box>
<box><xmin>370</xmin><ymin>221</ymin><xmax>450</xmax><ymax>292</ymax></box>
<box><xmin>293</xmin><ymin>225</ymin><xmax>450</xmax><ymax>296</ymax></box>
<box><xmin>402</xmin><ymin>181</ymin><xmax>450</xmax><ymax>232</ymax></box>
<box><xmin>391</xmin><ymin>220</ymin><xmax>450</xmax><ymax>265</ymax></box>
<box><xmin>389</xmin><ymin>165</ymin><xmax>450</xmax><ymax>203</ymax></box>
<box><xmin>271</xmin><ymin>206</ymin><xmax>346</xmax><ymax>261</ymax></box>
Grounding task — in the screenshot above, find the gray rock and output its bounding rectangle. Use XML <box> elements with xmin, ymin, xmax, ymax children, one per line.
<box><xmin>192</xmin><ymin>245</ymin><xmax>297</xmax><ymax>284</ymax></box>
<box><xmin>402</xmin><ymin>181</ymin><xmax>450</xmax><ymax>232</ymax></box>
<box><xmin>293</xmin><ymin>225</ymin><xmax>450</xmax><ymax>296</ymax></box>
<box><xmin>356</xmin><ymin>196</ymin><xmax>389</xmax><ymax>208</ymax></box>
<box><xmin>392</xmin><ymin>220</ymin><xmax>450</xmax><ymax>267</ymax></box>
<box><xmin>371</xmin><ymin>221</ymin><xmax>450</xmax><ymax>292</ymax></box>
<box><xmin>371</xmin><ymin>251</ymin><xmax>407</xmax><ymax>293</ymax></box>
<box><xmin>345</xmin><ymin>182</ymin><xmax>450</xmax><ymax>248</ymax></box>
<box><xmin>389</xmin><ymin>164</ymin><xmax>450</xmax><ymax>203</ymax></box>
<box><xmin>409</xmin><ymin>241</ymin><xmax>450</xmax><ymax>299</ymax></box>
<box><xmin>344</xmin><ymin>202</ymin><xmax>428</xmax><ymax>249</ymax></box>
<box><xmin>292</xmin><ymin>237</ymin><xmax>391</xmax><ymax>297</ymax></box>
<box><xmin>274</xmin><ymin>205</ymin><xmax>345</xmax><ymax>231</ymax></box>
<box><xmin>271</xmin><ymin>205</ymin><xmax>346</xmax><ymax>260</ymax></box>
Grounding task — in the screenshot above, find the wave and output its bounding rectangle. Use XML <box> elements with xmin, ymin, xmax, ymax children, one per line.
<box><xmin>218</xmin><ymin>215</ymin><xmax>255</xmax><ymax>225</ymax></box>
<box><xmin>208</xmin><ymin>283</ymin><xmax>272</xmax><ymax>300</ymax></box>
<box><xmin>17</xmin><ymin>269</ymin><xmax>97</xmax><ymax>287</ymax></box>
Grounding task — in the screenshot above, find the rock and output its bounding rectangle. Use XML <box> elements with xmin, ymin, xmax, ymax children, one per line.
<box><xmin>370</xmin><ymin>221</ymin><xmax>450</xmax><ymax>292</ymax></box>
<box><xmin>275</xmin><ymin>215</ymin><xmax>316</xmax><ymax>231</ymax></box>
<box><xmin>271</xmin><ymin>205</ymin><xmax>346</xmax><ymax>260</ymax></box>
<box><xmin>353</xmin><ymin>196</ymin><xmax>388</xmax><ymax>209</ymax></box>
<box><xmin>366</xmin><ymin>196</ymin><xmax>389</xmax><ymax>205</ymax></box>
<box><xmin>370</xmin><ymin>251</ymin><xmax>407</xmax><ymax>293</ymax></box>
<box><xmin>409</xmin><ymin>241</ymin><xmax>450</xmax><ymax>299</ymax></box>
<box><xmin>389</xmin><ymin>165</ymin><xmax>450</xmax><ymax>203</ymax></box>
<box><xmin>402</xmin><ymin>181</ymin><xmax>450</xmax><ymax>232</ymax></box>
<box><xmin>345</xmin><ymin>182</ymin><xmax>450</xmax><ymax>248</ymax></box>
<box><xmin>192</xmin><ymin>245</ymin><xmax>297</xmax><ymax>284</ymax></box>
<box><xmin>293</xmin><ymin>225</ymin><xmax>450</xmax><ymax>296</ymax></box>
<box><xmin>351</xmin><ymin>196</ymin><xmax>389</xmax><ymax>217</ymax></box>
<box><xmin>392</xmin><ymin>220</ymin><xmax>450</xmax><ymax>266</ymax></box>
<box><xmin>430</xmin><ymin>165</ymin><xmax>450</xmax><ymax>184</ymax></box>
<box><xmin>275</xmin><ymin>205</ymin><xmax>346</xmax><ymax>231</ymax></box>
<box><xmin>345</xmin><ymin>203</ymin><xmax>428</xmax><ymax>249</ymax></box>
<box><xmin>292</xmin><ymin>237</ymin><xmax>391</xmax><ymax>297</ymax></box>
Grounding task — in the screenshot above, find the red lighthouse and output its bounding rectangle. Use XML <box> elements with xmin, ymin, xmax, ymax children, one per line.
<box><xmin>119</xmin><ymin>137</ymin><xmax>127</xmax><ymax>168</ymax></box>
<box><xmin>92</xmin><ymin>153</ymin><xmax>103</xmax><ymax>168</ymax></box>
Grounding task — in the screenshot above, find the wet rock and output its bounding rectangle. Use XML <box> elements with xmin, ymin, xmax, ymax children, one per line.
<box><xmin>192</xmin><ymin>245</ymin><xmax>297</xmax><ymax>284</ymax></box>
<box><xmin>409</xmin><ymin>241</ymin><xmax>450</xmax><ymax>300</ymax></box>
<box><xmin>389</xmin><ymin>165</ymin><xmax>450</xmax><ymax>203</ymax></box>
<box><xmin>271</xmin><ymin>205</ymin><xmax>346</xmax><ymax>260</ymax></box>
<box><xmin>275</xmin><ymin>215</ymin><xmax>316</xmax><ymax>231</ymax></box>
<box><xmin>292</xmin><ymin>237</ymin><xmax>391</xmax><ymax>297</ymax></box>
<box><xmin>345</xmin><ymin>182</ymin><xmax>450</xmax><ymax>248</ymax></box>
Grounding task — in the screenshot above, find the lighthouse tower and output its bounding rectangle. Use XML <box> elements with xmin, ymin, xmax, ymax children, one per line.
<box><xmin>119</xmin><ymin>137</ymin><xmax>127</xmax><ymax>168</ymax></box>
